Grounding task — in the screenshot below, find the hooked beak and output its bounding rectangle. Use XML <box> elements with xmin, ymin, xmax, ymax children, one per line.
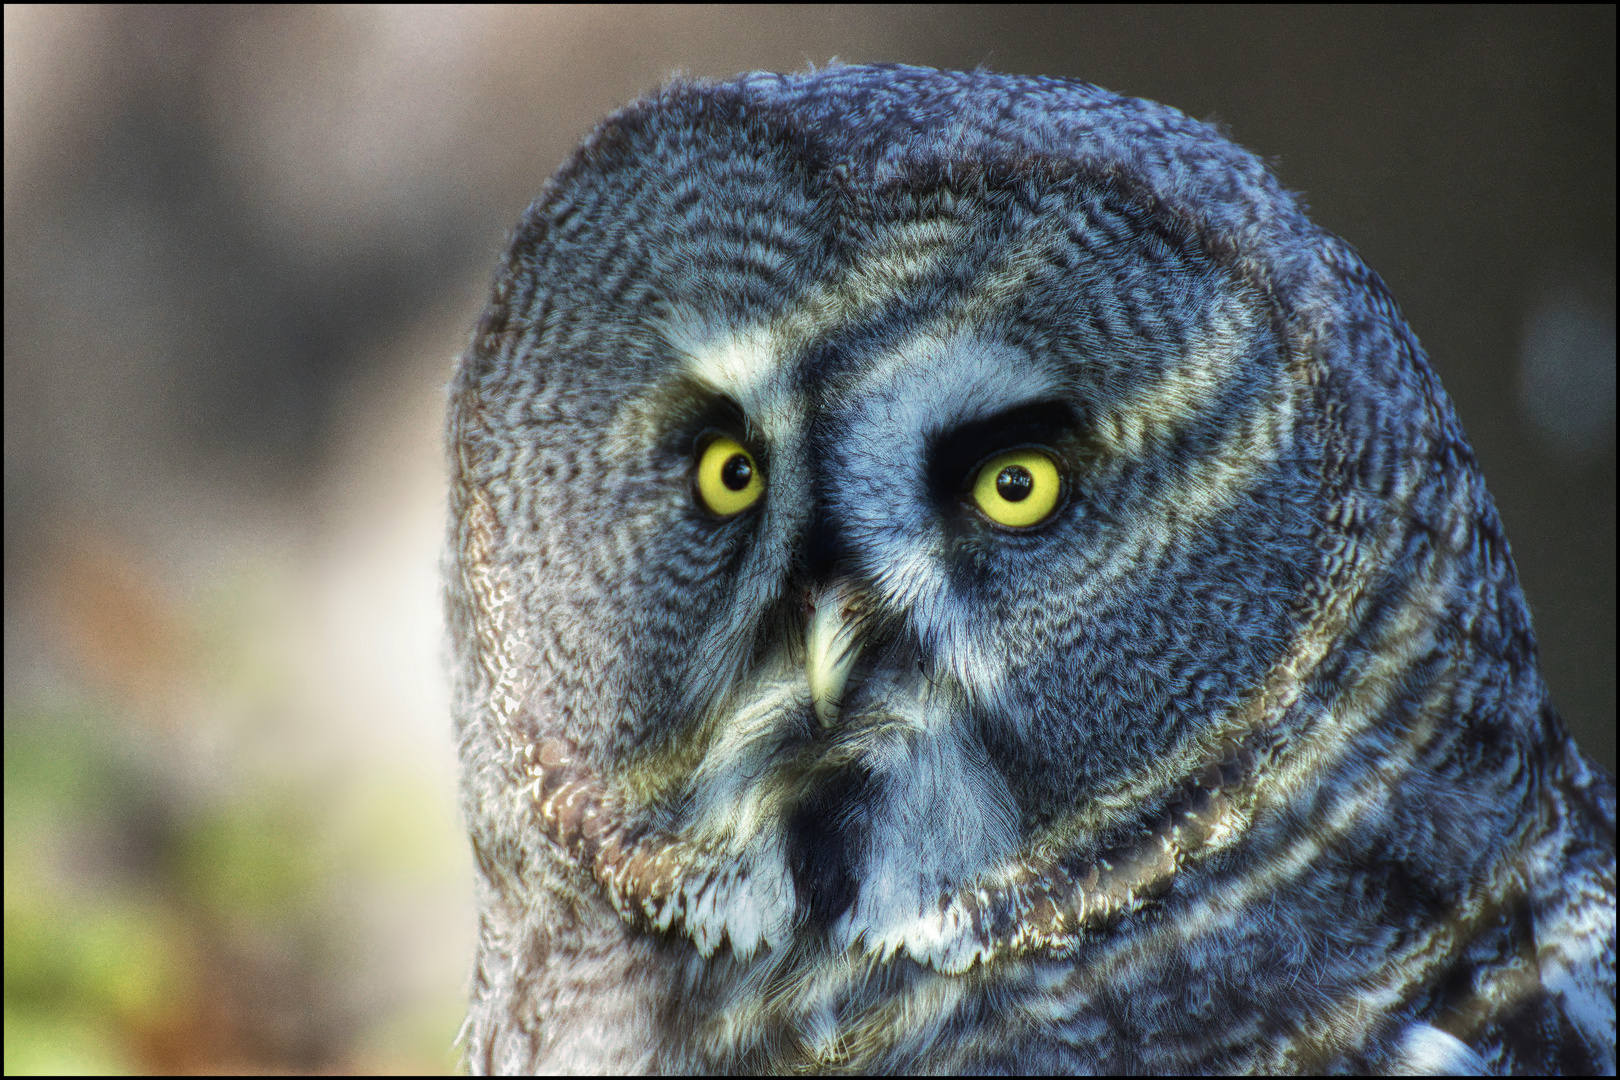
<box><xmin>805</xmin><ymin>579</ymin><xmax>868</xmax><ymax>726</ymax></box>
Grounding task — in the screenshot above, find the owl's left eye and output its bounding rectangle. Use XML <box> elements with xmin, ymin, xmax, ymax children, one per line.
<box><xmin>971</xmin><ymin>448</ymin><xmax>1062</xmax><ymax>528</ymax></box>
<box><xmin>695</xmin><ymin>435</ymin><xmax>764</xmax><ymax>516</ymax></box>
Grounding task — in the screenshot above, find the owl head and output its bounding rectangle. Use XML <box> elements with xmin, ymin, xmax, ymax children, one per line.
<box><xmin>446</xmin><ymin>64</ymin><xmax>1564</xmax><ymax>1068</ymax></box>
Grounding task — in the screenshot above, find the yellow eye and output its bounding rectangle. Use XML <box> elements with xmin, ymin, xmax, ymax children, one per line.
<box><xmin>695</xmin><ymin>436</ymin><xmax>763</xmax><ymax>516</ymax></box>
<box><xmin>971</xmin><ymin>448</ymin><xmax>1062</xmax><ymax>528</ymax></box>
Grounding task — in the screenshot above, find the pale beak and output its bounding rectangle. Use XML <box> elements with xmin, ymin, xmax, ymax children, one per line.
<box><xmin>805</xmin><ymin>579</ymin><xmax>867</xmax><ymax>726</ymax></box>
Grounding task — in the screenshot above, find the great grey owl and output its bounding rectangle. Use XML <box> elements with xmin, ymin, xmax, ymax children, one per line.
<box><xmin>444</xmin><ymin>65</ymin><xmax>1615</xmax><ymax>1074</ymax></box>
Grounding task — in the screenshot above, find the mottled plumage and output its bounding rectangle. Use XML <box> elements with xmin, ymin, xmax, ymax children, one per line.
<box><xmin>445</xmin><ymin>65</ymin><xmax>1615</xmax><ymax>1074</ymax></box>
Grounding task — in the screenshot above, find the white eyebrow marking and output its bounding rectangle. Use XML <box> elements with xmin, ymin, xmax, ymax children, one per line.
<box><xmin>849</xmin><ymin>329</ymin><xmax>1066</xmax><ymax>440</ymax></box>
<box><xmin>663</xmin><ymin>315</ymin><xmax>797</xmax><ymax>427</ymax></box>
<box><xmin>660</xmin><ymin>210</ymin><xmax>974</xmax><ymax>423</ymax></box>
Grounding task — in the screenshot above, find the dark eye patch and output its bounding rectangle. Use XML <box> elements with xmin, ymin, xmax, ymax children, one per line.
<box><xmin>645</xmin><ymin>379</ymin><xmax>761</xmax><ymax>465</ymax></box>
<box><xmin>924</xmin><ymin>399</ymin><xmax>1089</xmax><ymax>506</ymax></box>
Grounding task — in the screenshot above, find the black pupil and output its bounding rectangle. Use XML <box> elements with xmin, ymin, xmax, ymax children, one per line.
<box><xmin>996</xmin><ymin>464</ymin><xmax>1033</xmax><ymax>502</ymax></box>
<box><xmin>721</xmin><ymin>453</ymin><xmax>753</xmax><ymax>491</ymax></box>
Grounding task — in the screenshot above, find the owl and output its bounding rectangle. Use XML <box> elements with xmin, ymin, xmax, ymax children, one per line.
<box><xmin>444</xmin><ymin>65</ymin><xmax>1615</xmax><ymax>1074</ymax></box>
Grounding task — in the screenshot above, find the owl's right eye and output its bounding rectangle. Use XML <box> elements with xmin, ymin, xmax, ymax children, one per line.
<box><xmin>695</xmin><ymin>436</ymin><xmax>764</xmax><ymax>516</ymax></box>
<box><xmin>970</xmin><ymin>448</ymin><xmax>1062</xmax><ymax>528</ymax></box>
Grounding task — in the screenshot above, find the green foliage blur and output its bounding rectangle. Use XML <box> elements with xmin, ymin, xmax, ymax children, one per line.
<box><xmin>4</xmin><ymin>543</ymin><xmax>467</xmax><ymax>1074</ymax></box>
<box><xmin>5</xmin><ymin>697</ymin><xmax>466</xmax><ymax>1073</ymax></box>
<box><xmin>8</xmin><ymin>711</ymin><xmax>191</xmax><ymax>1073</ymax></box>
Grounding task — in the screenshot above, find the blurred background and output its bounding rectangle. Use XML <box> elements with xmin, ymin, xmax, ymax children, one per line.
<box><xmin>4</xmin><ymin>6</ymin><xmax>1613</xmax><ymax>1073</ymax></box>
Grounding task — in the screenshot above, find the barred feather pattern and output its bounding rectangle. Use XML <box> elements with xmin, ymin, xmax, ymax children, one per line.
<box><xmin>445</xmin><ymin>65</ymin><xmax>1615</xmax><ymax>1073</ymax></box>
